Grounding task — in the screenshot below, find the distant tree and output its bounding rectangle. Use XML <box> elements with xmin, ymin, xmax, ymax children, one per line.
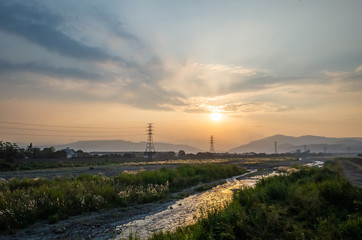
<box><xmin>54</xmin><ymin>150</ymin><xmax>67</xmax><ymax>159</ymax></box>
<box><xmin>43</xmin><ymin>147</ymin><xmax>55</xmax><ymax>154</ymax></box>
<box><xmin>178</xmin><ymin>150</ymin><xmax>186</xmax><ymax>158</ymax></box>
<box><xmin>24</xmin><ymin>143</ymin><xmax>33</xmax><ymax>158</ymax></box>
<box><xmin>26</xmin><ymin>143</ymin><xmax>33</xmax><ymax>152</ymax></box>
<box><xmin>168</xmin><ymin>151</ymin><xmax>176</xmax><ymax>158</ymax></box>
<box><xmin>196</xmin><ymin>152</ymin><xmax>215</xmax><ymax>159</ymax></box>
<box><xmin>123</xmin><ymin>153</ymin><xmax>135</xmax><ymax>158</ymax></box>
<box><xmin>0</xmin><ymin>141</ymin><xmax>19</xmax><ymax>161</ymax></box>
<box><xmin>76</xmin><ymin>150</ymin><xmax>88</xmax><ymax>158</ymax></box>
<box><xmin>32</xmin><ymin>147</ymin><xmax>41</xmax><ymax>159</ymax></box>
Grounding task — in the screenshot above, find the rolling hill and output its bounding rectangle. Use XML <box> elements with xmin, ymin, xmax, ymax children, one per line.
<box><xmin>52</xmin><ymin>140</ymin><xmax>202</xmax><ymax>153</ymax></box>
<box><xmin>229</xmin><ymin>135</ymin><xmax>362</xmax><ymax>154</ymax></box>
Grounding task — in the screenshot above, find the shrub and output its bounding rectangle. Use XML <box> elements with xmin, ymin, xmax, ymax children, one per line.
<box><xmin>0</xmin><ymin>163</ymin><xmax>243</xmax><ymax>232</ymax></box>
<box><xmin>146</xmin><ymin>162</ymin><xmax>362</xmax><ymax>240</ymax></box>
<box><xmin>339</xmin><ymin>216</ymin><xmax>362</xmax><ymax>240</ymax></box>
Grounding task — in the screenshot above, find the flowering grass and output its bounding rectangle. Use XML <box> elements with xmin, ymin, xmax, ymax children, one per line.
<box><xmin>0</xmin><ymin>163</ymin><xmax>244</xmax><ymax>232</ymax></box>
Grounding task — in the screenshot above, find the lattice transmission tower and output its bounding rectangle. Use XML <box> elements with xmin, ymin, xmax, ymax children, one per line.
<box><xmin>274</xmin><ymin>141</ymin><xmax>278</xmax><ymax>154</ymax></box>
<box><xmin>209</xmin><ymin>135</ymin><xmax>215</xmax><ymax>153</ymax></box>
<box><xmin>145</xmin><ymin>123</ymin><xmax>156</xmax><ymax>160</ymax></box>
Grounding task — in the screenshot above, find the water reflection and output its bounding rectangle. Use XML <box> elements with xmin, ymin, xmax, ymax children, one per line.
<box><xmin>113</xmin><ymin>161</ymin><xmax>325</xmax><ymax>239</ymax></box>
<box><xmin>114</xmin><ymin>173</ymin><xmax>258</xmax><ymax>239</ymax></box>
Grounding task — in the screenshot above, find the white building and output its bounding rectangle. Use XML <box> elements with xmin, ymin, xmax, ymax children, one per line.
<box><xmin>64</xmin><ymin>147</ymin><xmax>77</xmax><ymax>159</ymax></box>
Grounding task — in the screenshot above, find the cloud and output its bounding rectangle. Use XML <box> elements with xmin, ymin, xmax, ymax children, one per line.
<box><xmin>0</xmin><ymin>59</ymin><xmax>101</xmax><ymax>80</ymax></box>
<box><xmin>0</xmin><ymin>2</ymin><xmax>115</xmax><ymax>62</ymax></box>
<box><xmin>92</xmin><ymin>7</ymin><xmax>143</xmax><ymax>48</ymax></box>
<box><xmin>222</xmin><ymin>102</ymin><xmax>295</xmax><ymax>113</ymax></box>
<box><xmin>1</xmin><ymin>1</ymin><xmax>360</xmax><ymax>114</ymax></box>
<box><xmin>165</xmin><ymin>60</ymin><xmax>319</xmax><ymax>100</ymax></box>
<box><xmin>163</xmin><ymin>61</ymin><xmax>268</xmax><ymax>98</ymax></box>
<box><xmin>323</xmin><ymin>66</ymin><xmax>362</xmax><ymax>92</ymax></box>
<box><xmin>0</xmin><ymin>1</ymin><xmax>185</xmax><ymax>110</ymax></box>
<box><xmin>182</xmin><ymin>96</ymin><xmax>294</xmax><ymax>116</ymax></box>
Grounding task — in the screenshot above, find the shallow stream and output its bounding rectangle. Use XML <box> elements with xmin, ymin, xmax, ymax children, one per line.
<box><xmin>113</xmin><ymin>171</ymin><xmax>260</xmax><ymax>239</ymax></box>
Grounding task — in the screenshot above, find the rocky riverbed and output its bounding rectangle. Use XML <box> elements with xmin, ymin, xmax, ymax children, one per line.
<box><xmin>114</xmin><ymin>171</ymin><xmax>259</xmax><ymax>239</ymax></box>
<box><xmin>0</xmin><ymin>158</ymin><xmax>329</xmax><ymax>240</ymax></box>
<box><xmin>0</xmin><ymin>172</ymin><xmax>260</xmax><ymax>240</ymax></box>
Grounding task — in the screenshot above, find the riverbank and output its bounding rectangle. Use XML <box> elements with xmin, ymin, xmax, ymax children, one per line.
<box><xmin>148</xmin><ymin>161</ymin><xmax>362</xmax><ymax>240</ymax></box>
<box><xmin>0</xmin><ymin>164</ymin><xmax>244</xmax><ymax>237</ymax></box>
<box><xmin>0</xmin><ymin>170</ymin><xmax>259</xmax><ymax>240</ymax></box>
<box><xmin>0</xmin><ymin>158</ymin><xmax>333</xmax><ymax>239</ymax></box>
<box><xmin>338</xmin><ymin>157</ymin><xmax>362</xmax><ymax>188</ymax></box>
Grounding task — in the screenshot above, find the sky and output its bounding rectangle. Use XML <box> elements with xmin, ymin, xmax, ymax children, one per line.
<box><xmin>0</xmin><ymin>0</ymin><xmax>362</xmax><ymax>151</ymax></box>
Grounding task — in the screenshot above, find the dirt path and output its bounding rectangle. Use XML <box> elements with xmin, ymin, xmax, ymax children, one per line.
<box><xmin>339</xmin><ymin>158</ymin><xmax>362</xmax><ymax>188</ymax></box>
<box><xmin>0</xmin><ymin>200</ymin><xmax>173</xmax><ymax>240</ymax></box>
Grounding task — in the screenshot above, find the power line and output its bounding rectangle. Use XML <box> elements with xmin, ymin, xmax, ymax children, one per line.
<box><xmin>0</xmin><ymin>121</ymin><xmax>144</xmax><ymax>130</ymax></box>
<box><xmin>0</xmin><ymin>132</ymin><xmax>145</xmax><ymax>138</ymax></box>
<box><xmin>0</xmin><ymin>126</ymin><xmax>144</xmax><ymax>133</ymax></box>
<box><xmin>156</xmin><ymin>135</ymin><xmax>210</xmax><ymax>143</ymax></box>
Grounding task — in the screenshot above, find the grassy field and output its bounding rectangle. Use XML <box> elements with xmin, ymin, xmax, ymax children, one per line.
<box><xmin>0</xmin><ymin>163</ymin><xmax>245</xmax><ymax>233</ymax></box>
<box><xmin>148</xmin><ymin>161</ymin><xmax>362</xmax><ymax>240</ymax></box>
<box><xmin>0</xmin><ymin>155</ymin><xmax>300</xmax><ymax>172</ymax></box>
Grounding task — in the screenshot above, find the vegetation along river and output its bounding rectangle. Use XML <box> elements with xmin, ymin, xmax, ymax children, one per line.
<box><xmin>114</xmin><ymin>171</ymin><xmax>263</xmax><ymax>239</ymax></box>
<box><xmin>115</xmin><ymin>161</ymin><xmax>325</xmax><ymax>239</ymax></box>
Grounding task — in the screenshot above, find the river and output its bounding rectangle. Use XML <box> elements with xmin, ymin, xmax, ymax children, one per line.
<box><xmin>1</xmin><ymin>160</ymin><xmax>326</xmax><ymax>240</ymax></box>
<box><xmin>113</xmin><ymin>160</ymin><xmax>326</xmax><ymax>239</ymax></box>
<box><xmin>113</xmin><ymin>171</ymin><xmax>263</xmax><ymax>240</ymax></box>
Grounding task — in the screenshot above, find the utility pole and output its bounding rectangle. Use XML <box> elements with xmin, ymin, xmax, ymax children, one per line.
<box><xmin>209</xmin><ymin>135</ymin><xmax>215</xmax><ymax>153</ymax></box>
<box><xmin>274</xmin><ymin>141</ymin><xmax>278</xmax><ymax>154</ymax></box>
<box><xmin>145</xmin><ymin>123</ymin><xmax>156</xmax><ymax>160</ymax></box>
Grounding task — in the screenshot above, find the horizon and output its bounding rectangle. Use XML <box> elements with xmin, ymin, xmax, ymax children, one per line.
<box><xmin>8</xmin><ymin>133</ymin><xmax>362</xmax><ymax>153</ymax></box>
<box><xmin>1</xmin><ymin>1</ymin><xmax>362</xmax><ymax>151</ymax></box>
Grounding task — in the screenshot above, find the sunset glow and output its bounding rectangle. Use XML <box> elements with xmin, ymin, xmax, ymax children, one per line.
<box><xmin>210</xmin><ymin>112</ymin><xmax>223</xmax><ymax>122</ymax></box>
<box><xmin>0</xmin><ymin>1</ymin><xmax>361</xmax><ymax>151</ymax></box>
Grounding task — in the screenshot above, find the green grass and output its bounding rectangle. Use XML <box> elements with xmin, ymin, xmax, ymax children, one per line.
<box><xmin>148</xmin><ymin>161</ymin><xmax>362</xmax><ymax>240</ymax></box>
<box><xmin>0</xmin><ymin>163</ymin><xmax>244</xmax><ymax>233</ymax></box>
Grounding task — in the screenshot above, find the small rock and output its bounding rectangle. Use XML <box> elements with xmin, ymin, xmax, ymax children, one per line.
<box><xmin>53</xmin><ymin>227</ymin><xmax>66</xmax><ymax>234</ymax></box>
<box><xmin>169</xmin><ymin>206</ymin><xmax>173</xmax><ymax>209</ymax></box>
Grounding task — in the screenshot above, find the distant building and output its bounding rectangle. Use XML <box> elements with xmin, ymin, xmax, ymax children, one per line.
<box><xmin>64</xmin><ymin>147</ymin><xmax>77</xmax><ymax>159</ymax></box>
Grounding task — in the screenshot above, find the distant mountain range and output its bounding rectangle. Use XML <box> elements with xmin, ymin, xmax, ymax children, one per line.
<box><xmin>43</xmin><ymin>135</ymin><xmax>362</xmax><ymax>154</ymax></box>
<box><xmin>52</xmin><ymin>140</ymin><xmax>202</xmax><ymax>153</ymax></box>
<box><xmin>228</xmin><ymin>135</ymin><xmax>362</xmax><ymax>154</ymax></box>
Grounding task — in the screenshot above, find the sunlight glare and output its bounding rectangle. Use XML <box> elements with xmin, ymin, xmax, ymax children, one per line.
<box><xmin>210</xmin><ymin>112</ymin><xmax>223</xmax><ymax>122</ymax></box>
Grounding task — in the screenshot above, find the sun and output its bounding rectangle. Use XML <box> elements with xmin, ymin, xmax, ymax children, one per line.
<box><xmin>210</xmin><ymin>112</ymin><xmax>223</xmax><ymax>122</ymax></box>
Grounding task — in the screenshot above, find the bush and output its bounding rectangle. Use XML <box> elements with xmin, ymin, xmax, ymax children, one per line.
<box><xmin>147</xmin><ymin>162</ymin><xmax>362</xmax><ymax>240</ymax></box>
<box><xmin>0</xmin><ymin>163</ymin><xmax>244</xmax><ymax>232</ymax></box>
<box><xmin>339</xmin><ymin>216</ymin><xmax>362</xmax><ymax>240</ymax></box>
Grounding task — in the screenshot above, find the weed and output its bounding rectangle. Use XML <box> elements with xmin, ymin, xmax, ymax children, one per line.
<box><xmin>0</xmin><ymin>163</ymin><xmax>244</xmax><ymax>233</ymax></box>
<box><xmin>146</xmin><ymin>162</ymin><xmax>362</xmax><ymax>240</ymax></box>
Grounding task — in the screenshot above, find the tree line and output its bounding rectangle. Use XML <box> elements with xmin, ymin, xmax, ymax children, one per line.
<box><xmin>0</xmin><ymin>141</ymin><xmax>66</xmax><ymax>161</ymax></box>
